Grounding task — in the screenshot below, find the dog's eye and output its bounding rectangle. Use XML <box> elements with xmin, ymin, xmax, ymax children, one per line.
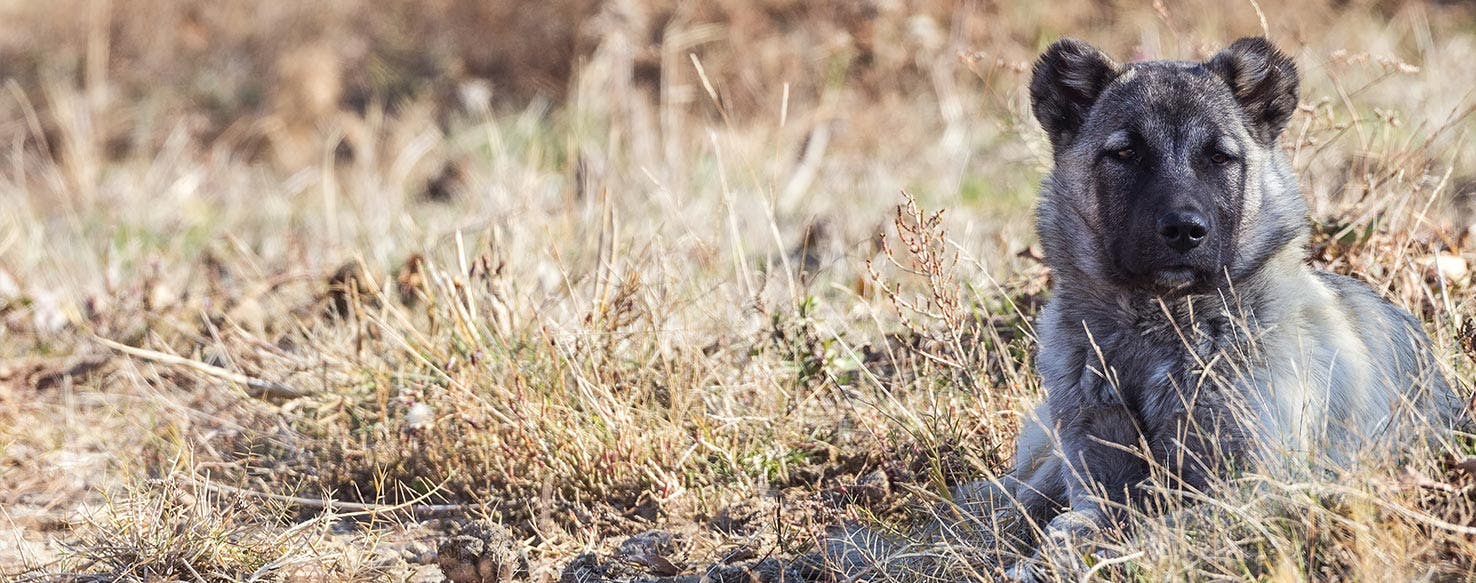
<box><xmin>1209</xmin><ymin>151</ymin><xmax>1233</xmax><ymax>165</ymax></box>
<box><xmin>1112</xmin><ymin>148</ymin><xmax>1136</xmax><ymax>161</ymax></box>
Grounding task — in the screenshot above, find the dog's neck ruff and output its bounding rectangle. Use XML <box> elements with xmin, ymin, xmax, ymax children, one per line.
<box><xmin>1053</xmin><ymin>239</ymin><xmax>1311</xmax><ymax>343</ymax></box>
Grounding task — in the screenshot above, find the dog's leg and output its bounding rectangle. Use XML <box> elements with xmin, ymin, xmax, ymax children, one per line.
<box><xmin>1001</xmin><ymin>405</ymin><xmax>1070</xmax><ymax>546</ymax></box>
<box><xmin>1054</xmin><ymin>403</ymin><xmax>1150</xmax><ymax>531</ymax></box>
<box><xmin>1004</xmin><ymin>404</ymin><xmax>1149</xmax><ymax>581</ymax></box>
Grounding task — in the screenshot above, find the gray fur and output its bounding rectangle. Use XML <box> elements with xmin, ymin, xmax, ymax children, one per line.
<box><xmin>1012</xmin><ymin>36</ymin><xmax>1466</xmax><ymax>566</ymax></box>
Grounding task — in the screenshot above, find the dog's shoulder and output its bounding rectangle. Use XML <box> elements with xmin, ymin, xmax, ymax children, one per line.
<box><xmin>1310</xmin><ymin>269</ymin><xmax>1460</xmax><ymax>404</ymax></box>
<box><xmin>1310</xmin><ymin>270</ymin><xmax>1430</xmax><ymax>347</ymax></box>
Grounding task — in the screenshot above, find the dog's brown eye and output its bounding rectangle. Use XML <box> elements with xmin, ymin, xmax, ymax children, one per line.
<box><xmin>1210</xmin><ymin>152</ymin><xmax>1232</xmax><ymax>165</ymax></box>
<box><xmin>1113</xmin><ymin>148</ymin><xmax>1136</xmax><ymax>161</ymax></box>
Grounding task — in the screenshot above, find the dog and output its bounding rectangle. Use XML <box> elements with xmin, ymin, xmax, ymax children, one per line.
<box><xmin>819</xmin><ymin>37</ymin><xmax>1465</xmax><ymax>581</ymax></box>
<box><xmin>1004</xmin><ymin>35</ymin><xmax>1466</xmax><ymax>570</ymax></box>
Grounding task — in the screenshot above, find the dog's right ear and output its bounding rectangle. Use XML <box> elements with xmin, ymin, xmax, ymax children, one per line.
<box><xmin>1030</xmin><ymin>38</ymin><xmax>1120</xmax><ymax>153</ymax></box>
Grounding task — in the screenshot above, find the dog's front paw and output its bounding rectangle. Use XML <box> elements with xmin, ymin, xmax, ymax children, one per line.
<box><xmin>1002</xmin><ymin>559</ymin><xmax>1040</xmax><ymax>583</ymax></box>
<box><xmin>1004</xmin><ymin>511</ymin><xmax>1103</xmax><ymax>581</ymax></box>
<box><xmin>1044</xmin><ymin>509</ymin><xmax>1101</xmax><ymax>544</ymax></box>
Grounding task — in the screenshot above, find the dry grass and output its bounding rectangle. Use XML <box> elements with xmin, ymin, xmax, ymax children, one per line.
<box><xmin>2</xmin><ymin>0</ymin><xmax>1476</xmax><ymax>581</ymax></box>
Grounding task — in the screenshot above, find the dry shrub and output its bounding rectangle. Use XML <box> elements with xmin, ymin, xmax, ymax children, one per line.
<box><xmin>57</xmin><ymin>480</ymin><xmax>290</xmax><ymax>581</ymax></box>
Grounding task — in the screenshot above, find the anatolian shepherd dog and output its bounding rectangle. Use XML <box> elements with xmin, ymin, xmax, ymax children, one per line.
<box><xmin>823</xmin><ymin>37</ymin><xmax>1465</xmax><ymax>580</ymax></box>
<box><xmin>1010</xmin><ymin>35</ymin><xmax>1464</xmax><ymax>568</ymax></box>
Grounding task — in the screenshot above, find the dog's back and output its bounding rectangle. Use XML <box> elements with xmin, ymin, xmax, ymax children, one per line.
<box><xmin>1312</xmin><ymin>272</ymin><xmax>1463</xmax><ymax>441</ymax></box>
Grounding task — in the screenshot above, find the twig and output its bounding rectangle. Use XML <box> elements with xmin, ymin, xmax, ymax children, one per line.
<box><xmin>191</xmin><ymin>477</ymin><xmax>472</xmax><ymax>516</ymax></box>
<box><xmin>94</xmin><ymin>335</ymin><xmax>306</xmax><ymax>400</ymax></box>
<box><xmin>1273</xmin><ymin>480</ymin><xmax>1476</xmax><ymax>536</ymax></box>
<box><xmin>1081</xmin><ymin>551</ymin><xmax>1145</xmax><ymax>582</ymax></box>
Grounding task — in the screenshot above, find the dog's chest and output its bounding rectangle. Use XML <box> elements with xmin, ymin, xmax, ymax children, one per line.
<box><xmin>1088</xmin><ymin>299</ymin><xmax>1236</xmax><ymax>407</ymax></box>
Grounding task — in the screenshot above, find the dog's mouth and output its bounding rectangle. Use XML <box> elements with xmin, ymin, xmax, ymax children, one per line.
<box><xmin>1153</xmin><ymin>268</ymin><xmax>1199</xmax><ymax>290</ymax></box>
<box><xmin>1107</xmin><ymin>243</ymin><xmax>1227</xmax><ymax>294</ymax></box>
<box><xmin>1146</xmin><ymin>264</ymin><xmax>1232</xmax><ymax>295</ymax></box>
<box><xmin>1112</xmin><ymin>259</ymin><xmax>1218</xmax><ymax>294</ymax></box>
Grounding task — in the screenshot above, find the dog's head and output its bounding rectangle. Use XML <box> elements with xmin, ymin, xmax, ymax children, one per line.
<box><xmin>1030</xmin><ymin>37</ymin><xmax>1306</xmax><ymax>295</ymax></box>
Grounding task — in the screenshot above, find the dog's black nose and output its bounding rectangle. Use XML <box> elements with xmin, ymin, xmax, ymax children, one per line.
<box><xmin>1157</xmin><ymin>210</ymin><xmax>1209</xmax><ymax>252</ymax></box>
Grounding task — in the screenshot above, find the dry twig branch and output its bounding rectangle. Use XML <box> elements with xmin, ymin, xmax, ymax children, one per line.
<box><xmin>188</xmin><ymin>476</ymin><xmax>472</xmax><ymax>517</ymax></box>
<box><xmin>94</xmin><ymin>335</ymin><xmax>306</xmax><ymax>400</ymax></box>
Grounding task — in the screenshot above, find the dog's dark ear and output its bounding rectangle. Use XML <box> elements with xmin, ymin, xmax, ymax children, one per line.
<box><xmin>1030</xmin><ymin>38</ymin><xmax>1120</xmax><ymax>153</ymax></box>
<box><xmin>1207</xmin><ymin>37</ymin><xmax>1300</xmax><ymax>145</ymax></box>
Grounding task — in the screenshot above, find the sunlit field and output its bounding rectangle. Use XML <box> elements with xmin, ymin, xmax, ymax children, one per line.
<box><xmin>2</xmin><ymin>1</ymin><xmax>1475</xmax><ymax>580</ymax></box>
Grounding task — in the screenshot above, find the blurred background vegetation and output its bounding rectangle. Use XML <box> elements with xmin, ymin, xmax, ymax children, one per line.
<box><xmin>4</xmin><ymin>1</ymin><xmax>1476</xmax><ymax>580</ymax></box>
<box><xmin>3</xmin><ymin>1</ymin><xmax>1471</xmax><ymax>174</ymax></box>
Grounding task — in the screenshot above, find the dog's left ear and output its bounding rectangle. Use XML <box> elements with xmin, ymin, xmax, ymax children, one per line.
<box><xmin>1207</xmin><ymin>37</ymin><xmax>1300</xmax><ymax>145</ymax></box>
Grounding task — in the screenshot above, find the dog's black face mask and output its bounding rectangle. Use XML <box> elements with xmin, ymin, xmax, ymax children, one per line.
<box><xmin>1030</xmin><ymin>38</ymin><xmax>1301</xmax><ymax>294</ymax></box>
<box><xmin>1089</xmin><ymin>77</ymin><xmax>1248</xmax><ymax>293</ymax></box>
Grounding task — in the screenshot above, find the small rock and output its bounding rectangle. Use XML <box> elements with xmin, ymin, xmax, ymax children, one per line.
<box><xmin>1436</xmin><ymin>253</ymin><xmax>1469</xmax><ymax>283</ymax></box>
<box><xmin>1419</xmin><ymin>252</ymin><xmax>1470</xmax><ymax>285</ymax></box>
<box><xmin>626</xmin><ymin>495</ymin><xmax>662</xmax><ymax>523</ymax></box>
<box><xmin>718</xmin><ymin>545</ymin><xmax>756</xmax><ymax>564</ymax></box>
<box><xmin>227</xmin><ymin>296</ymin><xmax>268</xmax><ymax>336</ymax></box>
<box><xmin>404</xmin><ymin>540</ymin><xmax>436</xmax><ymax>564</ymax></box>
<box><xmin>615</xmin><ymin>530</ymin><xmax>687</xmax><ymax>576</ymax></box>
<box><xmin>437</xmin><ymin>521</ymin><xmax>521</xmax><ymax>583</ymax></box>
